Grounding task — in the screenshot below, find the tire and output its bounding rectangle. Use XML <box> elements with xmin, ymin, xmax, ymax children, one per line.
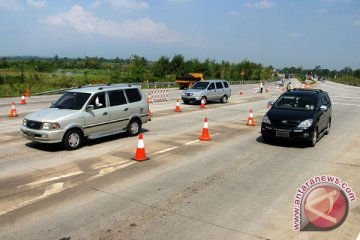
<box><xmin>262</xmin><ymin>135</ymin><xmax>271</xmax><ymax>143</ymax></box>
<box><xmin>127</xmin><ymin>119</ymin><xmax>141</xmax><ymax>136</ymax></box>
<box><xmin>325</xmin><ymin>120</ymin><xmax>331</xmax><ymax>135</ymax></box>
<box><xmin>220</xmin><ymin>95</ymin><xmax>228</xmax><ymax>103</ymax></box>
<box><xmin>183</xmin><ymin>100</ymin><xmax>189</xmax><ymax>104</ymax></box>
<box><xmin>309</xmin><ymin>128</ymin><xmax>318</xmax><ymax>147</ymax></box>
<box><xmin>63</xmin><ymin>129</ymin><xmax>83</xmax><ymax>150</ymax></box>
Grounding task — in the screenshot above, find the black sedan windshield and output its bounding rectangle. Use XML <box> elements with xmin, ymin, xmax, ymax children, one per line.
<box><xmin>274</xmin><ymin>95</ymin><xmax>316</xmax><ymax>111</ymax></box>
<box><xmin>191</xmin><ymin>82</ymin><xmax>209</xmax><ymax>90</ymax></box>
<box><xmin>52</xmin><ymin>92</ymin><xmax>91</xmax><ymax>110</ymax></box>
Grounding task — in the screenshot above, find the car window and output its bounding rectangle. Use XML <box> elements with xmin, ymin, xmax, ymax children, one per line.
<box><xmin>89</xmin><ymin>93</ymin><xmax>106</xmax><ymax>109</ymax></box>
<box><xmin>208</xmin><ymin>83</ymin><xmax>215</xmax><ymax>90</ymax></box>
<box><xmin>215</xmin><ymin>82</ymin><xmax>223</xmax><ymax>89</ymax></box>
<box><xmin>52</xmin><ymin>92</ymin><xmax>90</xmax><ymax>110</ymax></box>
<box><xmin>320</xmin><ymin>94</ymin><xmax>330</xmax><ymax>106</ymax></box>
<box><xmin>275</xmin><ymin>94</ymin><xmax>316</xmax><ymax>110</ymax></box>
<box><xmin>125</xmin><ymin>88</ymin><xmax>142</xmax><ymax>103</ymax></box>
<box><xmin>108</xmin><ymin>90</ymin><xmax>127</xmax><ymax>106</ymax></box>
<box><xmin>191</xmin><ymin>81</ymin><xmax>209</xmax><ymax>90</ymax></box>
<box><xmin>223</xmin><ymin>81</ymin><xmax>229</xmax><ymax>88</ymax></box>
<box><xmin>324</xmin><ymin>93</ymin><xmax>331</xmax><ymax>105</ymax></box>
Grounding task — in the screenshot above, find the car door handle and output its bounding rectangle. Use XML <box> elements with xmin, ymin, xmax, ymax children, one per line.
<box><xmin>124</xmin><ymin>108</ymin><xmax>129</xmax><ymax>111</ymax></box>
<box><xmin>103</xmin><ymin>112</ymin><xmax>108</xmax><ymax>116</ymax></box>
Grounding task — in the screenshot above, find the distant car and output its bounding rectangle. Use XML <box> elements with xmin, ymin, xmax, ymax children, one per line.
<box><xmin>20</xmin><ymin>84</ymin><xmax>150</xmax><ymax>150</ymax></box>
<box><xmin>181</xmin><ymin>80</ymin><xmax>231</xmax><ymax>104</ymax></box>
<box><xmin>261</xmin><ymin>88</ymin><xmax>332</xmax><ymax>147</ymax></box>
<box><xmin>275</xmin><ymin>78</ymin><xmax>284</xmax><ymax>86</ymax></box>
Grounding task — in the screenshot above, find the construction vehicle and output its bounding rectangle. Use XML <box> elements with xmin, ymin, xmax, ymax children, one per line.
<box><xmin>175</xmin><ymin>73</ymin><xmax>205</xmax><ymax>89</ymax></box>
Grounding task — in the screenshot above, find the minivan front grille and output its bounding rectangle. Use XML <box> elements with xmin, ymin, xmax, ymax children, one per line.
<box><xmin>272</xmin><ymin>120</ymin><xmax>300</xmax><ymax>130</ymax></box>
<box><xmin>26</xmin><ymin>120</ymin><xmax>42</xmax><ymax>130</ymax></box>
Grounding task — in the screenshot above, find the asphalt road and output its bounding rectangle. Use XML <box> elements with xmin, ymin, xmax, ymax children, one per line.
<box><xmin>0</xmin><ymin>80</ymin><xmax>359</xmax><ymax>240</ymax></box>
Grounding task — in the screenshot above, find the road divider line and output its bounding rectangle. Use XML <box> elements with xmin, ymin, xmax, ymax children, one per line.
<box><xmin>0</xmin><ymin>135</ymin><xmax>15</xmax><ymax>141</ymax></box>
<box><xmin>184</xmin><ymin>140</ymin><xmax>199</xmax><ymax>145</ymax></box>
<box><xmin>2</xmin><ymin>161</ymin><xmax>135</xmax><ymax>217</ymax></box>
<box><xmin>0</xmin><ymin>182</ymin><xmax>64</xmax><ymax>216</ymax></box>
<box><xmin>17</xmin><ymin>171</ymin><xmax>84</xmax><ymax>188</ymax></box>
<box><xmin>90</xmin><ymin>161</ymin><xmax>135</xmax><ymax>179</ymax></box>
<box><xmin>153</xmin><ymin>146</ymin><xmax>179</xmax><ymax>155</ymax></box>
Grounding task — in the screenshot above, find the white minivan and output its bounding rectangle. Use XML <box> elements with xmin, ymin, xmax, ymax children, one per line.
<box><xmin>20</xmin><ymin>84</ymin><xmax>150</xmax><ymax>150</ymax></box>
<box><xmin>181</xmin><ymin>80</ymin><xmax>231</xmax><ymax>104</ymax></box>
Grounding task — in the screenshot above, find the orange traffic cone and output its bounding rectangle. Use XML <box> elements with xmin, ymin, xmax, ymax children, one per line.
<box><xmin>147</xmin><ymin>93</ymin><xmax>153</xmax><ymax>103</ymax></box>
<box><xmin>200</xmin><ymin>98</ymin><xmax>206</xmax><ymax>108</ymax></box>
<box><xmin>175</xmin><ymin>99</ymin><xmax>181</xmax><ymax>112</ymax></box>
<box><xmin>26</xmin><ymin>87</ymin><xmax>30</xmax><ymax>97</ymax></box>
<box><xmin>9</xmin><ymin>102</ymin><xmax>18</xmax><ymax>117</ymax></box>
<box><xmin>132</xmin><ymin>133</ymin><xmax>149</xmax><ymax>161</ymax></box>
<box><xmin>240</xmin><ymin>89</ymin><xmax>244</xmax><ymax>95</ymax></box>
<box><xmin>246</xmin><ymin>109</ymin><xmax>255</xmax><ymax>126</ymax></box>
<box><xmin>199</xmin><ymin>117</ymin><xmax>212</xmax><ymax>141</ymax></box>
<box><xmin>20</xmin><ymin>94</ymin><xmax>27</xmax><ymax>105</ymax></box>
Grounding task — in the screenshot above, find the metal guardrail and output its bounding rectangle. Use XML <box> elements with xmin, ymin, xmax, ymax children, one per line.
<box><xmin>34</xmin><ymin>79</ymin><xmax>273</xmax><ymax>95</ymax></box>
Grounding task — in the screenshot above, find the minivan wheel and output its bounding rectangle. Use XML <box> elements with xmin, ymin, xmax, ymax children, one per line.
<box><xmin>310</xmin><ymin>128</ymin><xmax>318</xmax><ymax>147</ymax></box>
<box><xmin>63</xmin><ymin>129</ymin><xmax>83</xmax><ymax>150</ymax></box>
<box><xmin>325</xmin><ymin>120</ymin><xmax>331</xmax><ymax>135</ymax></box>
<box><xmin>220</xmin><ymin>95</ymin><xmax>228</xmax><ymax>103</ymax></box>
<box><xmin>127</xmin><ymin>119</ymin><xmax>141</xmax><ymax>136</ymax></box>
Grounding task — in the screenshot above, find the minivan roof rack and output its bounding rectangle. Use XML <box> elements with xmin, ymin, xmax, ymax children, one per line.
<box><xmin>289</xmin><ymin>88</ymin><xmax>323</xmax><ymax>93</ymax></box>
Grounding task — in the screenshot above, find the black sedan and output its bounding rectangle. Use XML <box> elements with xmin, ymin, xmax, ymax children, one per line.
<box><xmin>261</xmin><ymin>89</ymin><xmax>332</xmax><ymax>147</ymax></box>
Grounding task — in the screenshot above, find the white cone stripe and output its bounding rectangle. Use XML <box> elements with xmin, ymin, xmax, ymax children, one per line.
<box><xmin>204</xmin><ymin>122</ymin><xmax>208</xmax><ymax>128</ymax></box>
<box><xmin>138</xmin><ymin>139</ymin><xmax>145</xmax><ymax>148</ymax></box>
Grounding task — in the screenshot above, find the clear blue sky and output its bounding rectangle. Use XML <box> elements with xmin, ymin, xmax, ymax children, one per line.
<box><xmin>0</xmin><ymin>0</ymin><xmax>359</xmax><ymax>70</ymax></box>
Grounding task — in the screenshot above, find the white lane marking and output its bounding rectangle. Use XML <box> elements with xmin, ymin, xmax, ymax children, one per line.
<box><xmin>17</xmin><ymin>171</ymin><xmax>84</xmax><ymax>188</ymax></box>
<box><xmin>90</xmin><ymin>161</ymin><xmax>135</xmax><ymax>179</ymax></box>
<box><xmin>333</xmin><ymin>102</ymin><xmax>360</xmax><ymax>107</ymax></box>
<box><xmin>1</xmin><ymin>157</ymin><xmax>134</xmax><ymax>216</ymax></box>
<box><xmin>93</xmin><ymin>159</ymin><xmax>131</xmax><ymax>170</ymax></box>
<box><xmin>184</xmin><ymin>139</ymin><xmax>200</xmax><ymax>145</ymax></box>
<box><xmin>356</xmin><ymin>231</ymin><xmax>360</xmax><ymax>240</ymax></box>
<box><xmin>0</xmin><ymin>183</ymin><xmax>64</xmax><ymax>216</ymax></box>
<box><xmin>153</xmin><ymin>146</ymin><xmax>179</xmax><ymax>155</ymax></box>
<box><xmin>0</xmin><ymin>135</ymin><xmax>14</xmax><ymax>141</ymax></box>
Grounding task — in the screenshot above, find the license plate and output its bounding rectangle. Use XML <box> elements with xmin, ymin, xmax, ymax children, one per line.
<box><xmin>276</xmin><ymin>131</ymin><xmax>289</xmax><ymax>138</ymax></box>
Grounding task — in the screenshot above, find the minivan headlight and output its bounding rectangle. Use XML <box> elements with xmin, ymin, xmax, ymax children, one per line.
<box><xmin>42</xmin><ymin>122</ymin><xmax>61</xmax><ymax>130</ymax></box>
<box><xmin>297</xmin><ymin>119</ymin><xmax>313</xmax><ymax>129</ymax></box>
<box><xmin>262</xmin><ymin>115</ymin><xmax>271</xmax><ymax>124</ymax></box>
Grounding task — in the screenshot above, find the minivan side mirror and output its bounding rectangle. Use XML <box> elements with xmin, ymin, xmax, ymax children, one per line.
<box><xmin>320</xmin><ymin>105</ymin><xmax>328</xmax><ymax>111</ymax></box>
<box><xmin>86</xmin><ymin>105</ymin><xmax>94</xmax><ymax>111</ymax></box>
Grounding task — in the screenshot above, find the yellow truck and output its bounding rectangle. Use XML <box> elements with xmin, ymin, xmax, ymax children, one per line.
<box><xmin>175</xmin><ymin>73</ymin><xmax>205</xmax><ymax>89</ymax></box>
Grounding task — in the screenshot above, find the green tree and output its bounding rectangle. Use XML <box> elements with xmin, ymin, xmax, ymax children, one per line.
<box><xmin>170</xmin><ymin>54</ymin><xmax>185</xmax><ymax>76</ymax></box>
<box><xmin>152</xmin><ymin>56</ymin><xmax>170</xmax><ymax>78</ymax></box>
<box><xmin>129</xmin><ymin>55</ymin><xmax>148</xmax><ymax>82</ymax></box>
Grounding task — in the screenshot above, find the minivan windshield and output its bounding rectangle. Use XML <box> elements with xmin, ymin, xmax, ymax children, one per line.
<box><xmin>52</xmin><ymin>92</ymin><xmax>91</xmax><ymax>110</ymax></box>
<box><xmin>191</xmin><ymin>82</ymin><xmax>209</xmax><ymax>90</ymax></box>
<box><xmin>274</xmin><ymin>94</ymin><xmax>316</xmax><ymax>111</ymax></box>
